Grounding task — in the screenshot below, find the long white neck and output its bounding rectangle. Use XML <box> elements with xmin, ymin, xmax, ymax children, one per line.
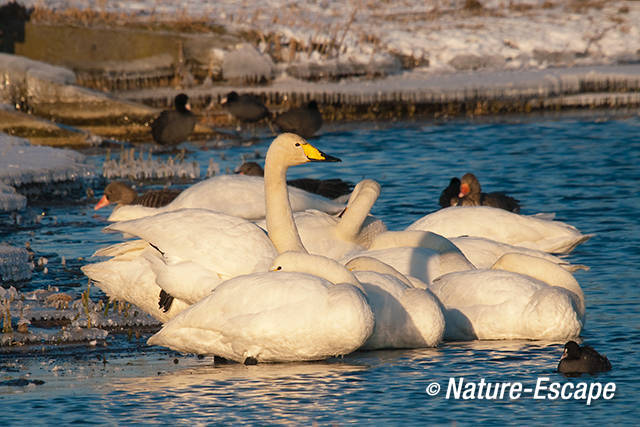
<box><xmin>264</xmin><ymin>147</ymin><xmax>307</xmax><ymax>254</ymax></box>
<box><xmin>335</xmin><ymin>179</ymin><xmax>380</xmax><ymax>240</ymax></box>
<box><xmin>281</xmin><ymin>252</ymin><xmax>364</xmax><ymax>292</ymax></box>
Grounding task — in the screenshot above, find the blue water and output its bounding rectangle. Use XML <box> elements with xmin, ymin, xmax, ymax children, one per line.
<box><xmin>1</xmin><ymin>114</ymin><xmax>639</xmax><ymax>424</ymax></box>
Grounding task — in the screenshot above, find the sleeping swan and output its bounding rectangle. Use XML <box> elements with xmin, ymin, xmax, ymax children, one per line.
<box><xmin>428</xmin><ymin>253</ymin><xmax>585</xmax><ymax>341</ymax></box>
<box><xmin>407</xmin><ymin>206</ymin><xmax>593</xmax><ymax>254</ymax></box>
<box><xmin>274</xmin><ymin>252</ymin><xmax>445</xmax><ymax>349</ymax></box>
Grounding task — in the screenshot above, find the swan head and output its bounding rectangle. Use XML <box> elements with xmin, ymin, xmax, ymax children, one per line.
<box><xmin>271</xmin><ymin>251</ymin><xmax>363</xmax><ymax>292</ymax></box>
<box><xmin>266</xmin><ymin>133</ymin><xmax>341</xmax><ymax>168</ymax></box>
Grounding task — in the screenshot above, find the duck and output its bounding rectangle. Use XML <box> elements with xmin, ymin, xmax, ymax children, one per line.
<box><xmin>273</xmin><ymin>252</ymin><xmax>445</xmax><ymax>349</ymax></box>
<box><xmin>93</xmin><ymin>182</ymin><xmax>182</xmax><ymax>210</ymax></box>
<box><xmin>83</xmin><ymin>134</ymin><xmax>343</xmax><ymax>322</ymax></box>
<box><xmin>150</xmin><ymin>93</ymin><xmax>197</xmax><ymax>145</ymax></box>
<box><xmin>407</xmin><ymin>206</ymin><xmax>593</xmax><ymax>254</ymax></box>
<box><xmin>106</xmin><ymin>173</ymin><xmax>346</xmax><ymax>222</ymax></box>
<box><xmin>557</xmin><ymin>341</ymin><xmax>612</xmax><ymax>374</ymax></box>
<box><xmin>235</xmin><ymin>161</ymin><xmax>353</xmax><ymax>199</ymax></box>
<box><xmin>273</xmin><ymin>100</ymin><xmax>323</xmax><ymax>138</ymax></box>
<box><xmin>222</xmin><ymin>91</ymin><xmax>270</xmax><ymax>123</ymax></box>
<box><xmin>428</xmin><ymin>253</ymin><xmax>584</xmax><ymax>341</ymax></box>
<box><xmin>452</xmin><ymin>173</ymin><xmax>521</xmax><ymax>213</ymax></box>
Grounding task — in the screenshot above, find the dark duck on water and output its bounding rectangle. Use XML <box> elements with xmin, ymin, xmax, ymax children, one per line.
<box><xmin>557</xmin><ymin>341</ymin><xmax>612</xmax><ymax>375</ymax></box>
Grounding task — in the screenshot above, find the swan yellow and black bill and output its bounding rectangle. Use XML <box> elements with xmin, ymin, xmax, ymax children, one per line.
<box><xmin>302</xmin><ymin>143</ymin><xmax>341</xmax><ymax>162</ymax></box>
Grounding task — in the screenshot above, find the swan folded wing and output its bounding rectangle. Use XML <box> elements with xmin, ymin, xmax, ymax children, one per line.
<box><xmin>450</xmin><ymin>236</ymin><xmax>588</xmax><ymax>271</ymax></box>
<box><xmin>92</xmin><ymin>239</ymin><xmax>148</xmax><ymax>258</ymax></box>
<box><xmin>143</xmin><ymin>252</ymin><xmax>225</xmax><ymax>304</ymax></box>
<box><xmin>81</xmin><ymin>255</ymin><xmax>190</xmax><ymax>323</ymax></box>
<box><xmin>429</xmin><ymin>269</ymin><xmax>582</xmax><ymax>340</ymax></box>
<box><xmin>407</xmin><ymin>206</ymin><xmax>591</xmax><ymax>254</ymax></box>
<box><xmin>354</xmin><ymin>271</ymin><xmax>444</xmax><ymax>349</ymax></box>
<box><xmin>148</xmin><ymin>272</ymin><xmax>373</xmax><ymax>362</ymax></box>
<box><xmin>105</xmin><ymin>208</ymin><xmax>277</xmax><ymax>277</ymax></box>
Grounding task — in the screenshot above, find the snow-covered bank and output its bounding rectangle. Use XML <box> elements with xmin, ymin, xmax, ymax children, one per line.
<box><xmin>17</xmin><ymin>0</ymin><xmax>640</xmax><ymax>78</ymax></box>
<box><xmin>125</xmin><ymin>64</ymin><xmax>640</xmax><ymax>114</ymax></box>
<box><xmin>0</xmin><ymin>133</ymin><xmax>94</xmax><ymax>211</ymax></box>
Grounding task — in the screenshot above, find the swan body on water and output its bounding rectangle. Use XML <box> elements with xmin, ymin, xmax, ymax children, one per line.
<box><xmin>428</xmin><ymin>253</ymin><xmax>584</xmax><ymax>341</ymax></box>
<box><xmin>407</xmin><ymin>206</ymin><xmax>593</xmax><ymax>254</ymax></box>
<box><xmin>108</xmin><ymin>174</ymin><xmax>345</xmax><ymax>222</ymax></box>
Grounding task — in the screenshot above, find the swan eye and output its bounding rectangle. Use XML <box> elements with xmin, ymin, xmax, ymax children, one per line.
<box><xmin>276</xmin><ymin>266</ymin><xmax>282</xmax><ymax>270</ymax></box>
<box><xmin>295</xmin><ymin>143</ymin><xmax>300</xmax><ymax>146</ymax></box>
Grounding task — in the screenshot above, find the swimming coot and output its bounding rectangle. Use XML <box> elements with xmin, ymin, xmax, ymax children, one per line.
<box><xmin>274</xmin><ymin>100</ymin><xmax>323</xmax><ymax>138</ymax></box>
<box><xmin>150</xmin><ymin>93</ymin><xmax>197</xmax><ymax>145</ymax></box>
<box><xmin>557</xmin><ymin>341</ymin><xmax>612</xmax><ymax>374</ymax></box>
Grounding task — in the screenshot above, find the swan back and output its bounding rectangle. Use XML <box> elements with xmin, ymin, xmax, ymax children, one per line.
<box><xmin>107</xmin><ymin>175</ymin><xmax>345</xmax><ymax>222</ymax></box>
<box><xmin>106</xmin><ymin>208</ymin><xmax>277</xmax><ymax>278</ymax></box>
<box><xmin>450</xmin><ymin>236</ymin><xmax>588</xmax><ymax>271</ymax></box>
<box><xmin>430</xmin><ymin>269</ymin><xmax>583</xmax><ymax>340</ymax></box>
<box><xmin>491</xmin><ymin>253</ymin><xmax>585</xmax><ymax>319</ymax></box>
<box><xmin>407</xmin><ymin>206</ymin><xmax>593</xmax><ymax>254</ymax></box>
<box><xmin>148</xmin><ymin>271</ymin><xmax>374</xmax><ymax>362</ymax></box>
<box><xmin>271</xmin><ymin>251</ymin><xmax>363</xmax><ymax>292</ymax></box>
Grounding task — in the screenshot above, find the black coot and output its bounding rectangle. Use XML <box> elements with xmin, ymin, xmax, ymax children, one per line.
<box><xmin>557</xmin><ymin>341</ymin><xmax>612</xmax><ymax>374</ymax></box>
<box><xmin>439</xmin><ymin>177</ymin><xmax>461</xmax><ymax>209</ymax></box>
<box><xmin>222</xmin><ymin>91</ymin><xmax>270</xmax><ymax>123</ymax></box>
<box><xmin>274</xmin><ymin>100</ymin><xmax>323</xmax><ymax>138</ymax></box>
<box><xmin>151</xmin><ymin>93</ymin><xmax>197</xmax><ymax>145</ymax></box>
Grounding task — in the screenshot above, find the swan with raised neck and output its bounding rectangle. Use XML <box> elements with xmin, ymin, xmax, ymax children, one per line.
<box><xmin>264</xmin><ymin>133</ymin><xmax>340</xmax><ymax>253</ymax></box>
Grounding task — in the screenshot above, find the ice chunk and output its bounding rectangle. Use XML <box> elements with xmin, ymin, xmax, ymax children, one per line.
<box><xmin>0</xmin><ymin>243</ymin><xmax>32</xmax><ymax>282</ymax></box>
<box><xmin>0</xmin><ymin>132</ymin><xmax>94</xmax><ymax>211</ymax></box>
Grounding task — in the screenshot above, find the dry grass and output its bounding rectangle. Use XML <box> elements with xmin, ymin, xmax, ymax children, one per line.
<box><xmin>30</xmin><ymin>6</ymin><xmax>227</xmax><ymax>35</ymax></box>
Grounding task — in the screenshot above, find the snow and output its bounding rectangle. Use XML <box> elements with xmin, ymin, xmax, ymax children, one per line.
<box><xmin>11</xmin><ymin>0</ymin><xmax>640</xmax><ymax>78</ymax></box>
<box><xmin>0</xmin><ymin>132</ymin><xmax>94</xmax><ymax>211</ymax></box>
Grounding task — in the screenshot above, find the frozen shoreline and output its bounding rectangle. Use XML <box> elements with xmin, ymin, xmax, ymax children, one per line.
<box><xmin>0</xmin><ymin>133</ymin><xmax>94</xmax><ymax>211</ymax></box>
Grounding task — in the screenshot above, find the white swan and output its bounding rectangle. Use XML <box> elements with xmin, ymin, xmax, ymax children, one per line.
<box><xmin>272</xmin><ymin>252</ymin><xmax>444</xmax><ymax>349</ymax></box>
<box><xmin>81</xmin><ymin>241</ymin><xmax>191</xmax><ymax>322</ymax></box>
<box><xmin>449</xmin><ymin>236</ymin><xmax>589</xmax><ymax>272</ymax></box>
<box><xmin>428</xmin><ymin>253</ymin><xmax>584</xmax><ymax>341</ymax></box>
<box><xmin>147</xmin><ymin>267</ymin><xmax>374</xmax><ymax>363</ymax></box>
<box><xmin>407</xmin><ymin>206</ymin><xmax>593</xmax><ymax>254</ymax></box>
<box><xmin>342</xmin><ymin>230</ymin><xmax>476</xmax><ymax>285</ymax></box>
<box><xmin>147</xmin><ymin>134</ymin><xmax>377</xmax><ymax>363</ymax></box>
<box><xmin>107</xmin><ymin>174</ymin><xmax>345</xmax><ymax>222</ymax></box>
<box><xmin>83</xmin><ymin>134</ymin><xmax>343</xmax><ymax>321</ymax></box>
